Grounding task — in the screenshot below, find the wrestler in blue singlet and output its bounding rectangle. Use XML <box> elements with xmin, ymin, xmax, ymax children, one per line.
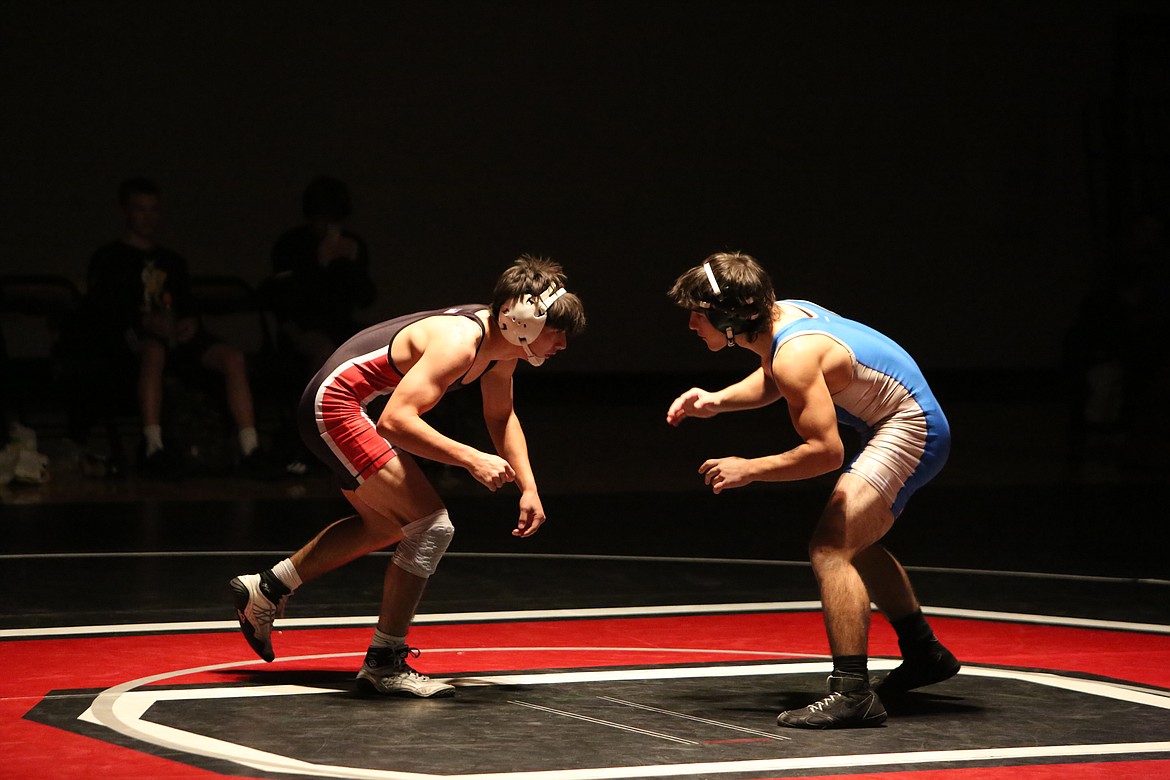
<box><xmin>771</xmin><ymin>300</ymin><xmax>950</xmax><ymax>517</ymax></box>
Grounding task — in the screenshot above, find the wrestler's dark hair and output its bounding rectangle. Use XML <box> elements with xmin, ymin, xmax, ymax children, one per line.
<box><xmin>118</xmin><ymin>177</ymin><xmax>160</xmax><ymax>206</ymax></box>
<box><xmin>492</xmin><ymin>255</ymin><xmax>586</xmax><ymax>338</ymax></box>
<box><xmin>668</xmin><ymin>251</ymin><xmax>776</xmax><ymax>340</ymax></box>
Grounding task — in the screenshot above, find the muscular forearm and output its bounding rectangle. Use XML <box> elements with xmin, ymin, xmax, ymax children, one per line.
<box><xmin>376</xmin><ymin>414</ymin><xmax>480</xmax><ymax>468</ymax></box>
<box><xmin>487</xmin><ymin>414</ymin><xmax>537</xmax><ymax>492</ymax></box>
<box><xmin>712</xmin><ymin>368</ymin><xmax>780</xmax><ymax>413</ymax></box>
<box><xmin>747</xmin><ymin>443</ymin><xmax>844</xmax><ymax>483</ymax></box>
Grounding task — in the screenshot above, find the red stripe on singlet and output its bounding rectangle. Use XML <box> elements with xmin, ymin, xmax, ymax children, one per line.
<box><xmin>317</xmin><ymin>351</ymin><xmax>403</xmax><ymax>481</ymax></box>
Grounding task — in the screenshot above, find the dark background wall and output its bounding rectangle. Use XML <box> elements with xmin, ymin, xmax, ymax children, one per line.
<box><xmin>2</xmin><ymin>1</ymin><xmax>1166</xmax><ymax>375</ymax></box>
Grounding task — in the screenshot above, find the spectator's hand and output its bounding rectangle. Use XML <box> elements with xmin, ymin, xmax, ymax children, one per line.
<box><xmin>318</xmin><ymin>224</ymin><xmax>359</xmax><ymax>264</ymax></box>
<box><xmin>514</xmin><ymin>489</ymin><xmax>546</xmax><ymax>537</ymax></box>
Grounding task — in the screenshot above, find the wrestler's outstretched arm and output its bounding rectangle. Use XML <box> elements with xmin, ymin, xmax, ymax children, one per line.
<box><xmin>667</xmin><ymin>366</ymin><xmax>782</xmax><ymax>426</ymax></box>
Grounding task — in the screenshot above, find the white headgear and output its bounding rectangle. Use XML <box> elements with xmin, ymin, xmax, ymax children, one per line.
<box><xmin>498</xmin><ymin>283</ymin><xmax>569</xmax><ymax>366</ymax></box>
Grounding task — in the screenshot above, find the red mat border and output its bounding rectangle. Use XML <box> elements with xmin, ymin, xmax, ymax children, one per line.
<box><xmin>5</xmin><ymin>610</ymin><xmax>1170</xmax><ymax>779</ymax></box>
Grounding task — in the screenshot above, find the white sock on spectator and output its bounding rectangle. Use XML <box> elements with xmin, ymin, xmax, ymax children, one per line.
<box><xmin>143</xmin><ymin>425</ymin><xmax>164</xmax><ymax>456</ymax></box>
<box><xmin>238</xmin><ymin>427</ymin><xmax>259</xmax><ymax>456</ymax></box>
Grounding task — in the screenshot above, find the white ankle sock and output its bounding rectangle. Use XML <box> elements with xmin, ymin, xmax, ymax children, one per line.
<box><xmin>143</xmin><ymin>425</ymin><xmax>164</xmax><ymax>455</ymax></box>
<box><xmin>238</xmin><ymin>427</ymin><xmax>259</xmax><ymax>456</ymax></box>
<box><xmin>371</xmin><ymin>628</ymin><xmax>406</xmax><ymax>649</ymax></box>
<box><xmin>271</xmin><ymin>558</ymin><xmax>302</xmax><ymax>592</ymax></box>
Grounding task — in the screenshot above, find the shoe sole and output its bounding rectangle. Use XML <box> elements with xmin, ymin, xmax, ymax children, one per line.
<box><xmin>229</xmin><ymin>577</ymin><xmax>275</xmax><ymax>663</ymax></box>
<box><xmin>777</xmin><ymin>712</ymin><xmax>887</xmax><ymax>729</ymax></box>
<box><xmin>355</xmin><ymin>671</ymin><xmax>455</xmax><ymax>698</ymax></box>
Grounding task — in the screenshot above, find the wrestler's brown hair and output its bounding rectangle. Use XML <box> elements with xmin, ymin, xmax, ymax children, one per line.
<box><xmin>668</xmin><ymin>251</ymin><xmax>776</xmax><ymax>339</ymax></box>
<box><xmin>492</xmin><ymin>255</ymin><xmax>586</xmax><ymax>337</ymax></box>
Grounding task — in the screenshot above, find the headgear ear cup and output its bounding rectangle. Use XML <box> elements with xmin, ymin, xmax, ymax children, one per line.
<box><xmin>499</xmin><ymin>283</ymin><xmax>568</xmax><ymax>366</ymax></box>
<box><xmin>698</xmin><ymin>261</ymin><xmax>757</xmax><ymax>346</ymax></box>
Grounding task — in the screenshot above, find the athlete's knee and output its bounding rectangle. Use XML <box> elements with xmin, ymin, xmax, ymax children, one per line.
<box><xmin>392</xmin><ymin>508</ymin><xmax>454</xmax><ymax>578</ymax></box>
<box><xmin>808</xmin><ymin>539</ymin><xmax>853</xmax><ymax>576</ymax></box>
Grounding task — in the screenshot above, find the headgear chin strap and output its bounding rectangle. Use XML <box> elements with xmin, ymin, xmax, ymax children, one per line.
<box><xmin>697</xmin><ymin>261</ymin><xmax>758</xmax><ymax>347</ymax></box>
<box><xmin>499</xmin><ymin>283</ymin><xmax>568</xmax><ymax>366</ymax></box>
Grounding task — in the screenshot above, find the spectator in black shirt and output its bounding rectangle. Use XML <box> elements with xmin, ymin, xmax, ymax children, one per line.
<box><xmin>86</xmin><ymin>178</ymin><xmax>265</xmax><ymax>476</ymax></box>
<box><xmin>267</xmin><ymin>175</ymin><xmax>376</xmax><ymax>376</ymax></box>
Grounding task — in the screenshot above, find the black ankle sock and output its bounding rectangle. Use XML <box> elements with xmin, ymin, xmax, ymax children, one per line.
<box><xmin>259</xmin><ymin>569</ymin><xmax>290</xmax><ymax>601</ymax></box>
<box><xmin>890</xmin><ymin>609</ymin><xmax>936</xmax><ymax>655</ymax></box>
<box><xmin>833</xmin><ymin>654</ymin><xmax>869</xmax><ymax>679</ymax></box>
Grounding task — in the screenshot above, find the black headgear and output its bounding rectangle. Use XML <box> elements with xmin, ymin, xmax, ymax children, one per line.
<box><xmin>697</xmin><ymin>261</ymin><xmax>759</xmax><ymax>346</ymax></box>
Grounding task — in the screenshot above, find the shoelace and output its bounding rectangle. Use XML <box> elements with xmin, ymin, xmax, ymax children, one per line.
<box><xmin>251</xmin><ymin>593</ymin><xmax>287</xmax><ymax>631</ymax></box>
<box><xmin>807</xmin><ymin>692</ymin><xmax>847</xmax><ymax>713</ymax></box>
<box><xmin>396</xmin><ymin>647</ymin><xmax>434</xmax><ymax>680</ymax></box>
<box><xmin>369</xmin><ymin>646</ymin><xmax>432</xmax><ymax>680</ymax></box>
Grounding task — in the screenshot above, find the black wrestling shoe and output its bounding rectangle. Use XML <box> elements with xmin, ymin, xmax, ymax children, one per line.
<box><xmin>777</xmin><ymin>674</ymin><xmax>887</xmax><ymax>729</ymax></box>
<box><xmin>876</xmin><ymin>641</ymin><xmax>961</xmax><ymax>696</ymax></box>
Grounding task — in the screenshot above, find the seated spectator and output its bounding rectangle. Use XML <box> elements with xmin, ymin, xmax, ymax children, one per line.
<box><xmin>266</xmin><ymin>175</ymin><xmax>377</xmax><ymax>375</ymax></box>
<box><xmin>85</xmin><ymin>177</ymin><xmax>269</xmax><ymax>478</ymax></box>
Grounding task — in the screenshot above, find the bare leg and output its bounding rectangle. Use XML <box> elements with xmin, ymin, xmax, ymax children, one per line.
<box><xmin>230</xmin><ymin>452</ymin><xmax>442</xmax><ymax>665</ymax></box>
<box><xmin>820</xmin><ymin>477</ymin><xmax>960</xmax><ymax>697</ymax></box>
<box><xmin>854</xmin><ymin>544</ymin><xmax>920</xmax><ymax>622</ymax></box>
<box><xmin>292</xmin><ymin>453</ymin><xmax>443</xmax><ymax>631</ymax></box>
<box><xmin>808</xmin><ymin>472</ymin><xmax>896</xmax><ymax>657</ymax></box>
<box><xmin>378</xmin><ymin>565</ymin><xmax>428</xmax><ymax>636</ymax></box>
<box><xmin>777</xmin><ymin>473</ymin><xmax>897</xmax><ymax>728</ymax></box>
<box><xmin>289</xmin><ymin>513</ymin><xmax>400</xmax><ymax>582</ymax></box>
<box><xmin>137</xmin><ymin>340</ymin><xmax>167</xmax><ymax>427</ymax></box>
<box><xmin>333</xmin><ymin>454</ymin><xmax>454</xmax><ymax>697</ymax></box>
<box><xmin>202</xmin><ymin>342</ymin><xmax>255</xmax><ymax>430</ymax></box>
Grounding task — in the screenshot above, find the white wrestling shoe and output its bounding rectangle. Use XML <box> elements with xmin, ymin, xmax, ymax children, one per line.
<box><xmin>229</xmin><ymin>573</ymin><xmax>287</xmax><ymax>662</ymax></box>
<box><xmin>355</xmin><ymin>646</ymin><xmax>455</xmax><ymax>698</ymax></box>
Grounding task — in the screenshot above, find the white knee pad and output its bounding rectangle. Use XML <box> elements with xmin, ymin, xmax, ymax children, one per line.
<box><xmin>392</xmin><ymin>508</ymin><xmax>454</xmax><ymax>578</ymax></box>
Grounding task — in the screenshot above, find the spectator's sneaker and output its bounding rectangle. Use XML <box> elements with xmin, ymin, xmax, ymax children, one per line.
<box><xmin>284</xmin><ymin>459</ymin><xmax>309</xmax><ymax>477</ymax></box>
<box><xmin>72</xmin><ymin>446</ymin><xmax>125</xmax><ymax>480</ymax></box>
<box><xmin>229</xmin><ymin>573</ymin><xmax>286</xmax><ymax>662</ymax></box>
<box><xmin>777</xmin><ymin>674</ymin><xmax>887</xmax><ymax>729</ymax></box>
<box><xmin>876</xmin><ymin>641</ymin><xmax>961</xmax><ymax>696</ymax></box>
<box><xmin>355</xmin><ymin>646</ymin><xmax>455</xmax><ymax>698</ymax></box>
